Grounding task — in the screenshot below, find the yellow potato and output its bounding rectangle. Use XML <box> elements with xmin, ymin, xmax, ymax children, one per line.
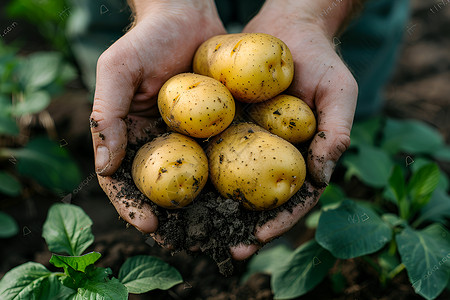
<box><xmin>132</xmin><ymin>133</ymin><xmax>208</xmax><ymax>209</ymax></box>
<box><xmin>193</xmin><ymin>33</ymin><xmax>294</xmax><ymax>103</ymax></box>
<box><xmin>207</xmin><ymin>123</ymin><xmax>306</xmax><ymax>210</ymax></box>
<box><xmin>158</xmin><ymin>73</ymin><xmax>235</xmax><ymax>138</ymax></box>
<box><xmin>248</xmin><ymin>94</ymin><xmax>317</xmax><ymax>143</ymax></box>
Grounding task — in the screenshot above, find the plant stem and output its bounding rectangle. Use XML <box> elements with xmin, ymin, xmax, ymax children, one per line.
<box><xmin>361</xmin><ymin>255</ymin><xmax>382</xmax><ymax>275</ymax></box>
<box><xmin>387</xmin><ymin>263</ymin><xmax>405</xmax><ymax>279</ymax></box>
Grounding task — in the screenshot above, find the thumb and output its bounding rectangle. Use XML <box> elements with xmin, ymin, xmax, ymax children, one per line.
<box><xmin>90</xmin><ymin>46</ymin><xmax>141</xmax><ymax>176</ymax></box>
<box><xmin>307</xmin><ymin>68</ymin><xmax>358</xmax><ymax>186</ymax></box>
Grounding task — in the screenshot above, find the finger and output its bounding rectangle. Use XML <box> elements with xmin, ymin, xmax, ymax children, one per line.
<box><xmin>255</xmin><ymin>181</ymin><xmax>323</xmax><ymax>243</ymax></box>
<box><xmin>230</xmin><ymin>243</ymin><xmax>261</xmax><ymax>261</ymax></box>
<box><xmin>306</xmin><ymin>63</ymin><xmax>357</xmax><ymax>185</ymax></box>
<box><xmin>90</xmin><ymin>39</ymin><xmax>143</xmax><ymax>176</ymax></box>
<box><xmin>97</xmin><ymin>174</ymin><xmax>158</xmax><ymax>233</ymax></box>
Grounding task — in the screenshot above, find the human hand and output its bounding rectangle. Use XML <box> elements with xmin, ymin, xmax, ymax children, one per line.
<box><xmin>91</xmin><ymin>0</ymin><xmax>226</xmax><ymax>232</ymax></box>
<box><xmin>230</xmin><ymin>0</ymin><xmax>359</xmax><ymax>260</ymax></box>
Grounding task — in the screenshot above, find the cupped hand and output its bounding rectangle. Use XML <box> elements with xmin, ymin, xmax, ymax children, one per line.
<box><xmin>91</xmin><ymin>1</ymin><xmax>226</xmax><ymax>233</ymax></box>
<box><xmin>230</xmin><ymin>2</ymin><xmax>358</xmax><ymax>260</ymax></box>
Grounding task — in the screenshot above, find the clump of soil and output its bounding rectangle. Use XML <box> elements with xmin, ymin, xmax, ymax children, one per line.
<box><xmin>111</xmin><ymin>129</ymin><xmax>316</xmax><ymax>276</ymax></box>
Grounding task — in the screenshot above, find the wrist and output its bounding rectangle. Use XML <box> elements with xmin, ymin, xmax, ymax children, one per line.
<box><xmin>129</xmin><ymin>0</ymin><xmax>219</xmax><ymax>24</ymax></box>
<box><xmin>259</xmin><ymin>0</ymin><xmax>363</xmax><ymax>39</ymax></box>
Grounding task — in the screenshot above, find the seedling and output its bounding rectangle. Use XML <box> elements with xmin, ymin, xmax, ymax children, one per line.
<box><xmin>0</xmin><ymin>203</ymin><xmax>183</xmax><ymax>299</ymax></box>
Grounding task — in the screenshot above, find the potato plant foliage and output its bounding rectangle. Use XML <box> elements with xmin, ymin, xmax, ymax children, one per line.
<box><xmin>243</xmin><ymin>117</ymin><xmax>450</xmax><ymax>300</ymax></box>
<box><xmin>0</xmin><ymin>204</ymin><xmax>183</xmax><ymax>300</ymax></box>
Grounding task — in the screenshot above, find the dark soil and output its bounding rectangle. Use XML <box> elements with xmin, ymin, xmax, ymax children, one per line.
<box><xmin>111</xmin><ymin>131</ymin><xmax>315</xmax><ymax>276</ymax></box>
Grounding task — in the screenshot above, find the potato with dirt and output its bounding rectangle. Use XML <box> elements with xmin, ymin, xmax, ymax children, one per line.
<box><xmin>158</xmin><ymin>73</ymin><xmax>235</xmax><ymax>138</ymax></box>
<box><xmin>207</xmin><ymin>123</ymin><xmax>306</xmax><ymax>210</ymax></box>
<box><xmin>248</xmin><ymin>94</ymin><xmax>317</xmax><ymax>143</ymax></box>
<box><xmin>193</xmin><ymin>33</ymin><xmax>294</xmax><ymax>103</ymax></box>
<box><xmin>132</xmin><ymin>132</ymin><xmax>208</xmax><ymax>209</ymax></box>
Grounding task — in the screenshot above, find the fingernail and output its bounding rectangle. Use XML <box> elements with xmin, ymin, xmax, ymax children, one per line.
<box><xmin>95</xmin><ymin>146</ymin><xmax>110</xmax><ymax>174</ymax></box>
<box><xmin>323</xmin><ymin>160</ymin><xmax>336</xmax><ymax>184</ymax></box>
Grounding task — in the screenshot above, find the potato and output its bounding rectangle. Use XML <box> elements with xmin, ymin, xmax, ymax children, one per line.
<box><xmin>158</xmin><ymin>73</ymin><xmax>235</xmax><ymax>138</ymax></box>
<box><xmin>248</xmin><ymin>94</ymin><xmax>316</xmax><ymax>143</ymax></box>
<box><xmin>193</xmin><ymin>33</ymin><xmax>294</xmax><ymax>103</ymax></box>
<box><xmin>132</xmin><ymin>132</ymin><xmax>208</xmax><ymax>209</ymax></box>
<box><xmin>207</xmin><ymin>123</ymin><xmax>306</xmax><ymax>210</ymax></box>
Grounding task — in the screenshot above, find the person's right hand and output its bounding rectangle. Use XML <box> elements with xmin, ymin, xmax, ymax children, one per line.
<box><xmin>90</xmin><ymin>0</ymin><xmax>226</xmax><ymax>233</ymax></box>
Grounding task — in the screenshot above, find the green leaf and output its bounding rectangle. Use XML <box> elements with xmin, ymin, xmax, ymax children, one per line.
<box><xmin>381</xmin><ymin>118</ymin><xmax>444</xmax><ymax>155</ymax></box>
<box><xmin>50</xmin><ymin>252</ymin><xmax>102</xmax><ymax>273</ymax></box>
<box><xmin>18</xmin><ymin>52</ymin><xmax>62</xmax><ymax>91</ymax></box>
<box><xmin>349</xmin><ymin>116</ymin><xmax>383</xmax><ymax>148</ymax></box>
<box><xmin>271</xmin><ymin>240</ymin><xmax>336</xmax><ymax>299</ymax></box>
<box><xmin>0</xmin><ymin>262</ymin><xmax>65</xmax><ymax>300</ymax></box>
<box><xmin>13</xmin><ymin>136</ymin><xmax>82</xmax><ymax>193</ymax></box>
<box><xmin>0</xmin><ymin>211</ymin><xmax>19</xmax><ymax>238</ymax></box>
<box><xmin>319</xmin><ymin>184</ymin><xmax>345</xmax><ymax>209</ymax></box>
<box><xmin>378</xmin><ymin>250</ymin><xmax>400</xmax><ymax>273</ymax></box>
<box><xmin>410</xmin><ymin>158</ymin><xmax>448</xmax><ymax>191</ymax></box>
<box><xmin>316</xmin><ymin>199</ymin><xmax>392</xmax><ymax>259</ymax></box>
<box><xmin>118</xmin><ymin>255</ymin><xmax>182</xmax><ymax>294</ymax></box>
<box><xmin>0</xmin><ymin>115</ymin><xmax>19</xmax><ymax>135</ymax></box>
<box><xmin>396</xmin><ymin>224</ymin><xmax>450</xmax><ymax>300</ymax></box>
<box><xmin>305</xmin><ymin>210</ymin><xmax>321</xmax><ymax>229</ymax></box>
<box><xmin>241</xmin><ymin>244</ymin><xmax>293</xmax><ymax>283</ymax></box>
<box><xmin>342</xmin><ymin>144</ymin><xmax>394</xmax><ymax>188</ymax></box>
<box><xmin>0</xmin><ymin>171</ymin><xmax>22</xmax><ymax>197</ymax></box>
<box><xmin>71</xmin><ymin>278</ymin><xmax>128</xmax><ymax>300</ymax></box>
<box><xmin>382</xmin><ymin>213</ymin><xmax>407</xmax><ymax>228</ymax></box>
<box><xmin>11</xmin><ymin>91</ymin><xmax>51</xmax><ymax>116</ymax></box>
<box><xmin>433</xmin><ymin>146</ymin><xmax>450</xmax><ymax>162</ymax></box>
<box><xmin>387</xmin><ymin>166</ymin><xmax>406</xmax><ymax>205</ymax></box>
<box><xmin>407</xmin><ymin>163</ymin><xmax>440</xmax><ymax>211</ymax></box>
<box><xmin>42</xmin><ymin>203</ymin><xmax>94</xmax><ymax>256</ymax></box>
<box><xmin>415</xmin><ymin>189</ymin><xmax>450</xmax><ymax>226</ymax></box>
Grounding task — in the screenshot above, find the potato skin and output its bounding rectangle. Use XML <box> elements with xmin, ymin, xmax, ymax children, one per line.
<box><xmin>132</xmin><ymin>133</ymin><xmax>208</xmax><ymax>209</ymax></box>
<box><xmin>193</xmin><ymin>33</ymin><xmax>294</xmax><ymax>103</ymax></box>
<box><xmin>248</xmin><ymin>94</ymin><xmax>317</xmax><ymax>143</ymax></box>
<box><xmin>207</xmin><ymin>123</ymin><xmax>306</xmax><ymax>210</ymax></box>
<box><xmin>158</xmin><ymin>73</ymin><xmax>235</xmax><ymax>138</ymax></box>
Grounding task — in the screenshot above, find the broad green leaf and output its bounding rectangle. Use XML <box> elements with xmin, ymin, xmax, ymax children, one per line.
<box><xmin>0</xmin><ymin>115</ymin><xmax>19</xmax><ymax>135</ymax></box>
<box><xmin>316</xmin><ymin>199</ymin><xmax>392</xmax><ymax>259</ymax></box>
<box><xmin>0</xmin><ymin>262</ymin><xmax>64</xmax><ymax>300</ymax></box>
<box><xmin>319</xmin><ymin>184</ymin><xmax>345</xmax><ymax>209</ymax></box>
<box><xmin>85</xmin><ymin>265</ymin><xmax>112</xmax><ymax>282</ymax></box>
<box><xmin>70</xmin><ymin>278</ymin><xmax>128</xmax><ymax>300</ymax></box>
<box><xmin>0</xmin><ymin>211</ymin><xmax>19</xmax><ymax>238</ymax></box>
<box><xmin>305</xmin><ymin>210</ymin><xmax>321</xmax><ymax>229</ymax></box>
<box><xmin>382</xmin><ymin>213</ymin><xmax>407</xmax><ymax>228</ymax></box>
<box><xmin>42</xmin><ymin>203</ymin><xmax>94</xmax><ymax>256</ymax></box>
<box><xmin>0</xmin><ymin>171</ymin><xmax>22</xmax><ymax>197</ymax></box>
<box><xmin>342</xmin><ymin>144</ymin><xmax>394</xmax><ymax>188</ymax></box>
<box><xmin>118</xmin><ymin>255</ymin><xmax>182</xmax><ymax>294</ymax></box>
<box><xmin>415</xmin><ymin>189</ymin><xmax>450</xmax><ymax>226</ymax></box>
<box><xmin>13</xmin><ymin>136</ymin><xmax>82</xmax><ymax>193</ymax></box>
<box><xmin>241</xmin><ymin>244</ymin><xmax>293</xmax><ymax>282</ymax></box>
<box><xmin>396</xmin><ymin>224</ymin><xmax>450</xmax><ymax>300</ymax></box>
<box><xmin>410</xmin><ymin>158</ymin><xmax>448</xmax><ymax>191</ymax></box>
<box><xmin>271</xmin><ymin>240</ymin><xmax>336</xmax><ymax>299</ymax></box>
<box><xmin>11</xmin><ymin>91</ymin><xmax>51</xmax><ymax>116</ymax></box>
<box><xmin>387</xmin><ymin>166</ymin><xmax>405</xmax><ymax>204</ymax></box>
<box><xmin>18</xmin><ymin>52</ymin><xmax>62</xmax><ymax>91</ymax></box>
<box><xmin>349</xmin><ymin>116</ymin><xmax>383</xmax><ymax>148</ymax></box>
<box><xmin>381</xmin><ymin>118</ymin><xmax>444</xmax><ymax>155</ymax></box>
<box><xmin>407</xmin><ymin>163</ymin><xmax>440</xmax><ymax>210</ymax></box>
<box><xmin>50</xmin><ymin>252</ymin><xmax>101</xmax><ymax>273</ymax></box>
<box><xmin>433</xmin><ymin>146</ymin><xmax>450</xmax><ymax>162</ymax></box>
